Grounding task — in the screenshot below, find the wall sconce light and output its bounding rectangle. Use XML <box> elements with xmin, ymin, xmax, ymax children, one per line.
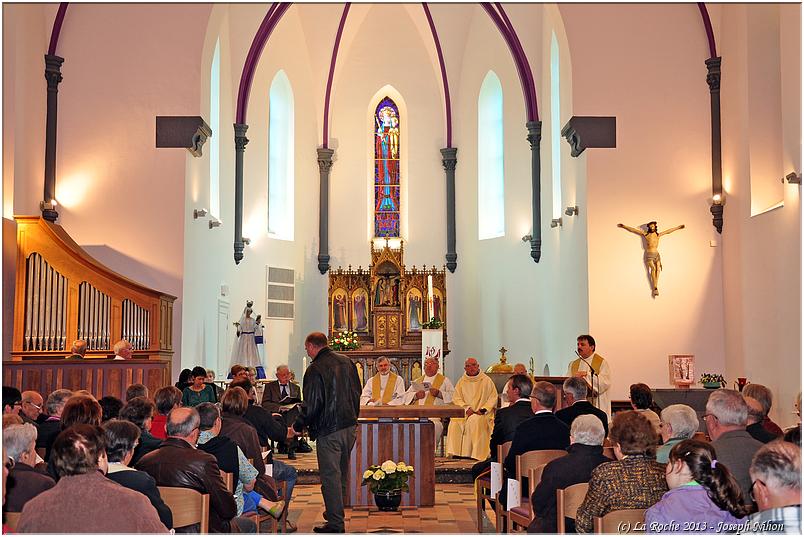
<box><xmin>242</xmin><ymin>237</ymin><xmax>251</xmax><ymax>246</ymax></box>
<box><xmin>208</xmin><ymin>217</ymin><xmax>221</xmax><ymax>229</ymax></box>
<box><xmin>193</xmin><ymin>208</ymin><xmax>208</xmax><ymax>219</ymax></box>
<box><xmin>564</xmin><ymin>205</ymin><xmax>579</xmax><ymax>217</ymax></box>
<box><xmin>784</xmin><ymin>172</ymin><xmax>801</xmax><ymax>185</ymax></box>
<box><xmin>40</xmin><ymin>199</ymin><xmax>59</xmax><ymax>221</ymax></box>
<box><xmin>521</xmin><ymin>234</ymin><xmax>533</xmax><ymax>243</ymax></box>
<box><xmin>710</xmin><ymin>193</ymin><xmax>724</xmax><ymax>234</ymax></box>
<box><xmin>550</xmin><ymin>218</ymin><xmax>563</xmax><ymax>228</ymax></box>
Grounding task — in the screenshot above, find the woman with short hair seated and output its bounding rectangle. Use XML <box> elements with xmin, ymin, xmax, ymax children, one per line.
<box><xmin>656</xmin><ymin>404</ymin><xmax>699</xmax><ymax>463</ymax></box>
<box><xmin>16</xmin><ymin>424</ymin><xmax>168</xmax><ymax>533</ymax></box>
<box><xmin>575</xmin><ymin>411</ymin><xmax>668</xmax><ymax>533</ymax></box>
<box><xmin>103</xmin><ymin>419</ymin><xmax>173</xmax><ymax>529</ymax></box>
<box><xmin>3</xmin><ymin>423</ymin><xmax>55</xmax><ymax>512</ymax></box>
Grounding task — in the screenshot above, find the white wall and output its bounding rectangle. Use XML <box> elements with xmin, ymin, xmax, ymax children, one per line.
<box><xmin>718</xmin><ymin>3</ymin><xmax>801</xmax><ymax>428</ymax></box>
<box><xmin>560</xmin><ymin>3</ymin><xmax>729</xmax><ymax>403</ymax></box>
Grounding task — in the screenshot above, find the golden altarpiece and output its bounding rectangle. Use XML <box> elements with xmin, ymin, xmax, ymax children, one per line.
<box><xmin>328</xmin><ymin>241</ymin><xmax>449</xmax><ymax>387</ymax></box>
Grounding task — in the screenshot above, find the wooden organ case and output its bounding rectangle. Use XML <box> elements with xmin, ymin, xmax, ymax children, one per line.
<box><xmin>5</xmin><ymin>217</ymin><xmax>175</xmax><ymax>398</ymax></box>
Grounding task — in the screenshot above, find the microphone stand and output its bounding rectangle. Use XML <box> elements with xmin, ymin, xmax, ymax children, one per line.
<box><xmin>576</xmin><ymin>350</ymin><xmax>599</xmax><ymax>408</ymax></box>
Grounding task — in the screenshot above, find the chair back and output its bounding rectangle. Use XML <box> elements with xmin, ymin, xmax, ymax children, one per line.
<box><xmin>528</xmin><ymin>465</ymin><xmax>546</xmax><ymax>497</ymax></box>
<box><xmin>602</xmin><ymin>446</ymin><xmax>616</xmax><ymax>460</ymax></box>
<box><xmin>556</xmin><ymin>482</ymin><xmax>589</xmax><ymax>533</ymax></box>
<box><xmin>692</xmin><ymin>431</ymin><xmax>709</xmax><ymax>442</ymax></box>
<box><xmin>497</xmin><ymin>440</ymin><xmax>512</xmax><ymax>464</ymax></box>
<box><xmin>221</xmin><ymin>471</ymin><xmax>234</xmax><ymax>493</ymax></box>
<box><xmin>4</xmin><ymin>512</ymin><xmax>21</xmax><ymax>532</ymax></box>
<box><xmin>593</xmin><ymin>508</ymin><xmax>646</xmax><ymax>534</ymax></box>
<box><xmin>157</xmin><ymin>486</ymin><xmax>210</xmax><ymax>533</ymax></box>
<box><xmin>515</xmin><ymin>450</ymin><xmax>566</xmax><ymax>481</ymax></box>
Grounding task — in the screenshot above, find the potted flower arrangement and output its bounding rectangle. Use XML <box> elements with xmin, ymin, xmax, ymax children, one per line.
<box><xmin>700</xmin><ymin>373</ymin><xmax>726</xmax><ymax>389</ymax></box>
<box><xmin>421</xmin><ymin>318</ymin><xmax>443</xmax><ymax>329</ymax></box>
<box><xmin>330</xmin><ymin>330</ymin><xmax>360</xmax><ymax>351</ymax></box>
<box><xmin>361</xmin><ymin>460</ymin><xmax>415</xmax><ymax>511</ymax></box>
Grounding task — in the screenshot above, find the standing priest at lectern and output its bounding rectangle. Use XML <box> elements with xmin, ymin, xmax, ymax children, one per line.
<box><xmin>403</xmin><ymin>357</ymin><xmax>455</xmax><ymax>448</ymax></box>
<box><xmin>567</xmin><ymin>334</ymin><xmax>612</xmax><ymax>418</ymax></box>
<box><xmin>445</xmin><ymin>357</ymin><xmax>498</xmax><ymax>461</ymax></box>
<box><xmin>360</xmin><ymin>356</ymin><xmax>406</xmax><ymax>406</ymax></box>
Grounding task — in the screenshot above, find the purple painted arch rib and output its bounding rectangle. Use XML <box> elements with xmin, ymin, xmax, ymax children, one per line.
<box><xmin>422</xmin><ymin>3</ymin><xmax>453</xmax><ymax>148</ymax></box>
<box><xmin>48</xmin><ymin>3</ymin><xmax>69</xmax><ymax>56</ymax></box>
<box><xmin>697</xmin><ymin>3</ymin><xmax>718</xmax><ymax>59</ymax></box>
<box><xmin>481</xmin><ymin>3</ymin><xmax>538</xmax><ymax>122</ymax></box>
<box><xmin>494</xmin><ymin>2</ymin><xmax>538</xmax><ymax>121</ymax></box>
<box><xmin>322</xmin><ymin>3</ymin><xmax>351</xmax><ymax>149</ymax></box>
<box><xmin>235</xmin><ymin>2</ymin><xmax>292</xmax><ymax>125</ymax></box>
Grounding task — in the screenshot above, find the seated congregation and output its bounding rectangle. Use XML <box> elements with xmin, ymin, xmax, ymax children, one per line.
<box><xmin>1</xmin><ymin>345</ymin><xmax>801</xmax><ymax>534</ymax></box>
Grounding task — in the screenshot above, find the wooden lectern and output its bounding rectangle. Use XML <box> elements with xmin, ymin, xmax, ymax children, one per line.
<box><xmin>347</xmin><ymin>404</ymin><xmax>465</xmax><ymax>508</ymax></box>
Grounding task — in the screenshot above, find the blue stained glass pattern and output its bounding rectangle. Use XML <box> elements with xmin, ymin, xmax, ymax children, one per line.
<box><xmin>374</xmin><ymin>97</ymin><xmax>400</xmax><ymax>238</ymax></box>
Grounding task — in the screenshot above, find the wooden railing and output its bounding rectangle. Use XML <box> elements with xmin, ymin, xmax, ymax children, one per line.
<box><xmin>11</xmin><ymin>216</ymin><xmax>175</xmax><ymax>362</ymax></box>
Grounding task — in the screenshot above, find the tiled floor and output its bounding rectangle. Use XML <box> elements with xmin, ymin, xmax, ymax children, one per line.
<box><xmin>284</xmin><ymin>483</ymin><xmax>497</xmax><ymax>533</ymax></box>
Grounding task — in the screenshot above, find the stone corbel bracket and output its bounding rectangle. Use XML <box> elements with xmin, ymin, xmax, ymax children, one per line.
<box><xmin>561</xmin><ymin>116</ymin><xmax>616</xmax><ymax>157</ymax></box>
<box><xmin>156</xmin><ymin>116</ymin><xmax>212</xmax><ymax>158</ymax></box>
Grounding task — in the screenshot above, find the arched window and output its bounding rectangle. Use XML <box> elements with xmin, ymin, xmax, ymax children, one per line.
<box><xmin>374</xmin><ymin>97</ymin><xmax>400</xmax><ymax>238</ymax></box>
<box><xmin>209</xmin><ymin>39</ymin><xmax>221</xmax><ymax>218</ymax></box>
<box><xmin>550</xmin><ymin>32</ymin><xmax>562</xmax><ymax>220</ymax></box>
<box><xmin>267</xmin><ymin>70</ymin><xmax>294</xmax><ymax>240</ymax></box>
<box><xmin>478</xmin><ymin>71</ymin><xmax>505</xmax><ymax>240</ymax></box>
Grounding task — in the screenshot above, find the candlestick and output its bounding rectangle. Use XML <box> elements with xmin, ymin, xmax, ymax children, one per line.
<box><xmin>427</xmin><ymin>275</ymin><xmax>434</xmax><ymax>320</ymax></box>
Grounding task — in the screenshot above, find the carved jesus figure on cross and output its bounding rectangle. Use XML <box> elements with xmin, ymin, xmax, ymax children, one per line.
<box><xmin>618</xmin><ymin>221</ymin><xmax>685</xmax><ymax>297</ymax></box>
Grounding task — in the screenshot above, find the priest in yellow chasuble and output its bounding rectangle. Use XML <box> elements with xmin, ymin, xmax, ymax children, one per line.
<box><xmin>445</xmin><ymin>357</ymin><xmax>498</xmax><ymax>461</ymax></box>
<box><xmin>567</xmin><ymin>334</ymin><xmax>612</xmax><ymax>418</ymax></box>
<box><xmin>403</xmin><ymin>357</ymin><xmax>455</xmax><ymax>447</ymax></box>
<box><xmin>360</xmin><ymin>356</ymin><xmax>406</xmax><ymax>406</ymax></box>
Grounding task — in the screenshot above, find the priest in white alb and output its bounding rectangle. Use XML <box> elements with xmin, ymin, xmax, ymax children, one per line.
<box><xmin>360</xmin><ymin>356</ymin><xmax>406</xmax><ymax>406</ymax></box>
<box><xmin>403</xmin><ymin>357</ymin><xmax>455</xmax><ymax>449</ymax></box>
<box><xmin>445</xmin><ymin>357</ymin><xmax>498</xmax><ymax>461</ymax></box>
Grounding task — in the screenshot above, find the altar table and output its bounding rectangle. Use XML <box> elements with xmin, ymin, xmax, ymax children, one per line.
<box><xmin>346</xmin><ymin>404</ymin><xmax>466</xmax><ymax>508</ymax></box>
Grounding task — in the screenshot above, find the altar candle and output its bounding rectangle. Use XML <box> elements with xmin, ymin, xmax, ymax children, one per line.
<box><xmin>427</xmin><ymin>275</ymin><xmax>434</xmax><ymax>320</ymax></box>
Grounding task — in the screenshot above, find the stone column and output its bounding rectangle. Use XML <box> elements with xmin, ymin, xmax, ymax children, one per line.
<box><xmin>440</xmin><ymin>147</ymin><xmax>458</xmax><ymax>272</ymax></box>
<box><xmin>526</xmin><ymin>121</ymin><xmax>543</xmax><ymax>263</ymax></box>
<box><xmin>42</xmin><ymin>54</ymin><xmax>64</xmax><ymax>223</ymax></box>
<box><xmin>233</xmin><ymin>123</ymin><xmax>249</xmax><ymax>264</ymax></box>
<box><xmin>706</xmin><ymin>57</ymin><xmax>723</xmax><ymax>234</ymax></box>
<box><xmin>317</xmin><ymin>147</ymin><xmax>335</xmax><ymax>274</ymax></box>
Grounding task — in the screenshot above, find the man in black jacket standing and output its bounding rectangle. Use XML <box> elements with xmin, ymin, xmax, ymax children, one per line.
<box><xmin>292</xmin><ymin>332</ymin><xmax>361</xmax><ymax>533</ymax></box>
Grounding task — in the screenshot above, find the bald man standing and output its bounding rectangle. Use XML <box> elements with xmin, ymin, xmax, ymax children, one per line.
<box><xmin>445</xmin><ymin>358</ymin><xmax>498</xmax><ymax>461</ymax></box>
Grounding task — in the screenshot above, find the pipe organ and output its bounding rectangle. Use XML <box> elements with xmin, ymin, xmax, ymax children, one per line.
<box><xmin>11</xmin><ymin>216</ymin><xmax>175</xmax><ymax>362</ymax></box>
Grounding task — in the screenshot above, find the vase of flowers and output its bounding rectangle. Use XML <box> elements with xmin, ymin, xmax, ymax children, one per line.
<box><xmin>330</xmin><ymin>330</ymin><xmax>360</xmax><ymax>351</ymax></box>
<box><xmin>361</xmin><ymin>460</ymin><xmax>414</xmax><ymax>512</ymax></box>
<box><xmin>700</xmin><ymin>373</ymin><xmax>726</xmax><ymax>389</ymax></box>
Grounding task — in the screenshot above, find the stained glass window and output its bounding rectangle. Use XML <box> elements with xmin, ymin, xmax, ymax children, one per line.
<box><xmin>374</xmin><ymin>97</ymin><xmax>400</xmax><ymax>237</ymax></box>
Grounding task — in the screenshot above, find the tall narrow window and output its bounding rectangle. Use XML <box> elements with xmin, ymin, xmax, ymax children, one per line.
<box><xmin>478</xmin><ymin>71</ymin><xmax>505</xmax><ymax>240</ymax></box>
<box><xmin>267</xmin><ymin>70</ymin><xmax>294</xmax><ymax>240</ymax></box>
<box><xmin>374</xmin><ymin>97</ymin><xmax>400</xmax><ymax>237</ymax></box>
<box><xmin>209</xmin><ymin>39</ymin><xmax>221</xmax><ymax>218</ymax></box>
<box><xmin>550</xmin><ymin>33</ymin><xmax>562</xmax><ymax>220</ymax></box>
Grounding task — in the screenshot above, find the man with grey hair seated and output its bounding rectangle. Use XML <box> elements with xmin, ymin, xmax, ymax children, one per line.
<box><xmin>745</xmin><ymin>440</ymin><xmax>801</xmax><ymax>534</ymax></box>
<box><xmin>136</xmin><ymin>407</ymin><xmax>256</xmax><ymax>533</ymax></box>
<box><xmin>37</xmin><ymin>388</ymin><xmax>73</xmax><ymax>460</ymax></box>
<box><xmin>705</xmin><ymin>389</ymin><xmax>763</xmax><ymax>500</ymax></box>
<box><xmin>555</xmin><ymin>376</ymin><xmax>609</xmax><ymax>437</ymax></box>
<box><xmin>528</xmin><ymin>415</ymin><xmax>612</xmax><ymax>533</ymax></box>
<box><xmin>112</xmin><ymin>339</ymin><xmax>133</xmax><ymax>360</ymax></box>
<box><xmin>65</xmin><ymin>339</ymin><xmax>87</xmax><ymax>359</ymax></box>
<box><xmin>4</xmin><ymin>423</ymin><xmax>55</xmax><ymax>511</ymax></box>
<box><xmin>656</xmin><ymin>404</ymin><xmax>699</xmax><ymax>463</ymax></box>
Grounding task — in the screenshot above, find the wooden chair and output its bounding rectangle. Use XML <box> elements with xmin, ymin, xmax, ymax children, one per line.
<box><xmin>475</xmin><ymin>441</ymin><xmax>511</xmax><ymax>532</ymax></box>
<box><xmin>221</xmin><ymin>471</ymin><xmax>234</xmax><ymax>493</ymax></box>
<box><xmin>593</xmin><ymin>508</ymin><xmax>647</xmax><ymax>534</ymax></box>
<box><xmin>556</xmin><ymin>482</ymin><xmax>589</xmax><ymax>533</ymax></box>
<box><xmin>4</xmin><ymin>512</ymin><xmax>21</xmax><ymax>532</ymax></box>
<box><xmin>157</xmin><ymin>486</ymin><xmax>210</xmax><ymax>533</ymax></box>
<box><xmin>506</xmin><ymin>465</ymin><xmax>546</xmax><ymax>532</ymax></box>
<box><xmin>501</xmin><ymin>450</ymin><xmax>566</xmax><ymax>533</ymax></box>
<box><xmin>602</xmin><ymin>446</ymin><xmax>616</xmax><ymax>460</ymax></box>
<box><xmin>692</xmin><ymin>431</ymin><xmax>709</xmax><ymax>442</ymax></box>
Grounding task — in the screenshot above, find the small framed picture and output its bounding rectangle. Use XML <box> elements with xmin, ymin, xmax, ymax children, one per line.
<box><xmin>669</xmin><ymin>354</ymin><xmax>694</xmax><ymax>388</ymax></box>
